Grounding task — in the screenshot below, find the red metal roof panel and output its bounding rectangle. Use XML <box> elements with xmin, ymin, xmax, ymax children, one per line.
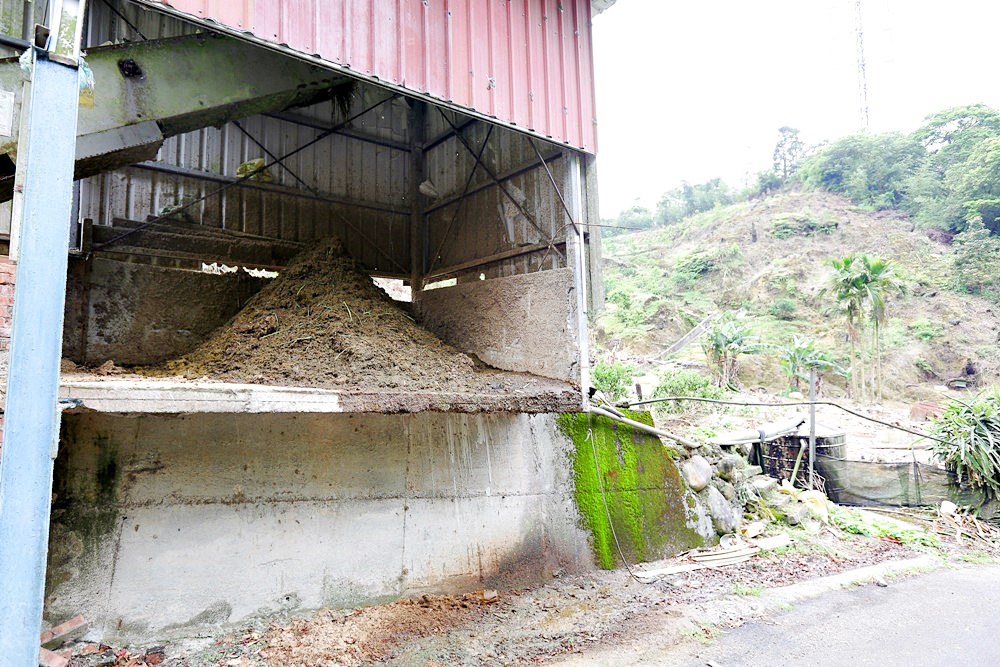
<box><xmin>134</xmin><ymin>0</ymin><xmax>598</xmax><ymax>152</ymax></box>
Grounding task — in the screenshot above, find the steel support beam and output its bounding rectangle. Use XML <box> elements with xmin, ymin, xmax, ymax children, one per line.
<box><xmin>565</xmin><ymin>152</ymin><xmax>590</xmax><ymax>408</ymax></box>
<box><xmin>0</xmin><ymin>50</ymin><xmax>82</xmax><ymax>665</ymax></box>
<box><xmin>130</xmin><ymin>160</ymin><xmax>409</xmax><ymax>216</ymax></box>
<box><xmin>423</xmin><ymin>149</ymin><xmax>562</xmax><ymax>216</ymax></box>
<box><xmin>425</xmin><ymin>240</ymin><xmax>566</xmax><ymax>282</ymax></box>
<box><xmin>264</xmin><ymin>111</ymin><xmax>411</xmax><ymax>152</ymax></box>
<box><xmin>408</xmin><ymin>101</ymin><xmax>427</xmax><ymax>301</ymax></box>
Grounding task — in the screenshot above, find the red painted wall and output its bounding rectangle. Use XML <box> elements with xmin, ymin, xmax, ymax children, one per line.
<box><xmin>137</xmin><ymin>0</ymin><xmax>598</xmax><ymax>153</ymax></box>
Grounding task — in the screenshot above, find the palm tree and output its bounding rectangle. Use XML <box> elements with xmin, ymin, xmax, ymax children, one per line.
<box><xmin>823</xmin><ymin>254</ymin><xmax>865</xmax><ymax>399</ymax></box>
<box><xmin>856</xmin><ymin>255</ymin><xmax>904</xmax><ymax>402</ymax></box>
<box><xmin>823</xmin><ymin>253</ymin><xmax>904</xmax><ymax>403</ymax></box>
<box><xmin>701</xmin><ymin>312</ymin><xmax>758</xmax><ymax>390</ymax></box>
<box><xmin>779</xmin><ymin>336</ymin><xmax>846</xmax><ymax>394</ymax></box>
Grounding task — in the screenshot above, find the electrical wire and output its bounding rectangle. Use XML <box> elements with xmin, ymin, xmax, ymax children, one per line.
<box><xmin>622</xmin><ymin>396</ymin><xmax>952</xmax><ymax>446</ymax></box>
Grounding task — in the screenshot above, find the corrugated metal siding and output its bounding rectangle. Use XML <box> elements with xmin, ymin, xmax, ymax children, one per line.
<box><xmin>424</xmin><ymin>116</ymin><xmax>567</xmax><ymax>280</ymax></box>
<box><xmin>134</xmin><ymin>0</ymin><xmax>599</xmax><ymax>153</ymax></box>
<box><xmin>86</xmin><ymin>0</ymin><xmax>201</xmax><ymax>42</ymax></box>
<box><xmin>79</xmin><ymin>91</ymin><xmax>413</xmax><ymax>274</ymax></box>
<box><xmin>70</xmin><ymin>2</ymin><xmax>585</xmax><ymax>281</ymax></box>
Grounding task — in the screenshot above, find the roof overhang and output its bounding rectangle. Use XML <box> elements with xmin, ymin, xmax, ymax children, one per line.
<box><xmin>130</xmin><ymin>0</ymin><xmax>600</xmax><ymax>154</ymax></box>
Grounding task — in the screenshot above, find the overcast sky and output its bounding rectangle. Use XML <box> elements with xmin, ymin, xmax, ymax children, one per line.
<box><xmin>591</xmin><ymin>0</ymin><xmax>1000</xmax><ymax>218</ymax></box>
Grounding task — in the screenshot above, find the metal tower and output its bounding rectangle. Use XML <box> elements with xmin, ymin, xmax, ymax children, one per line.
<box><xmin>855</xmin><ymin>0</ymin><xmax>870</xmax><ymax>130</ymax></box>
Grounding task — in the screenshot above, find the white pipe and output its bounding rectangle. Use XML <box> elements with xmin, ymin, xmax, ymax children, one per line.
<box><xmin>588</xmin><ymin>405</ymin><xmax>699</xmax><ymax>450</ymax></box>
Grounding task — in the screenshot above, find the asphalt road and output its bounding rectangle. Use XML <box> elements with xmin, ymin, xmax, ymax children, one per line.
<box><xmin>659</xmin><ymin>564</ymin><xmax>1000</xmax><ymax>667</ymax></box>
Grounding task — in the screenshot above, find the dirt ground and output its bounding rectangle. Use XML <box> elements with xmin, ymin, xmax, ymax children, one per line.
<box><xmin>58</xmin><ymin>518</ymin><xmax>1000</xmax><ymax>667</ymax></box>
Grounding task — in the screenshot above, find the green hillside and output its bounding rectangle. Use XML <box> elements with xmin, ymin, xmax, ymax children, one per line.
<box><xmin>597</xmin><ymin>189</ymin><xmax>1000</xmax><ymax>401</ymax></box>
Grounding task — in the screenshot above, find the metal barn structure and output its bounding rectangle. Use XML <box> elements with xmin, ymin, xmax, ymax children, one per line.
<box><xmin>0</xmin><ymin>0</ymin><xmax>615</xmax><ymax>657</ymax></box>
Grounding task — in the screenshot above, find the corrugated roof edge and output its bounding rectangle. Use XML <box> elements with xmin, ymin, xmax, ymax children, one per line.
<box><xmin>130</xmin><ymin>0</ymin><xmax>596</xmax><ymax>155</ymax></box>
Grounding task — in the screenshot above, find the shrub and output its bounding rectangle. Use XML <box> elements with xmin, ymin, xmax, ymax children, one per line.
<box><xmin>672</xmin><ymin>251</ymin><xmax>713</xmax><ymax>288</ymax></box>
<box><xmin>931</xmin><ymin>388</ymin><xmax>1000</xmax><ymax>498</ymax></box>
<box><xmin>590</xmin><ymin>359</ymin><xmax>637</xmax><ymax>402</ymax></box>
<box><xmin>768</xmin><ymin>298</ymin><xmax>797</xmax><ymax>320</ymax></box>
<box><xmin>771</xmin><ymin>213</ymin><xmax>838</xmax><ymax>239</ymax></box>
<box><xmin>651</xmin><ymin>369</ymin><xmax>723</xmax><ymax>417</ymax></box>
<box><xmin>908</xmin><ymin>319</ymin><xmax>944</xmax><ymax>342</ymax></box>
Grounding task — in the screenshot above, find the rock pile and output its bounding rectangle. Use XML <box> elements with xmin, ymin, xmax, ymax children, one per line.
<box><xmin>677</xmin><ymin>441</ymin><xmax>826</xmax><ymax>542</ymax></box>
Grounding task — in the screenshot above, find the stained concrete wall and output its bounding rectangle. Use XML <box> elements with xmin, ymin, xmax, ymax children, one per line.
<box><xmin>418</xmin><ymin>268</ymin><xmax>579</xmax><ymax>383</ymax></box>
<box><xmin>46</xmin><ymin>412</ymin><xmax>594</xmax><ymax>642</ymax></box>
<box><xmin>62</xmin><ymin>258</ymin><xmax>265</xmax><ymax>366</ymax></box>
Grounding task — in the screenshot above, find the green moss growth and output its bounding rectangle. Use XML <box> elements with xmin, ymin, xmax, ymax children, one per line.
<box><xmin>558</xmin><ymin>412</ymin><xmax>704</xmax><ymax>569</ymax></box>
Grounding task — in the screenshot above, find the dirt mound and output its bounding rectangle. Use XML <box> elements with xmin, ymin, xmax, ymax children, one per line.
<box><xmin>153</xmin><ymin>237</ymin><xmax>499</xmax><ymax>393</ymax></box>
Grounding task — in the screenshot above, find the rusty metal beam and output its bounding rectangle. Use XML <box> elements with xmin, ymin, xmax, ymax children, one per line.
<box><xmin>425</xmin><ymin>240</ymin><xmax>565</xmax><ymax>282</ymax></box>
<box><xmin>264</xmin><ymin>110</ymin><xmax>410</xmax><ymax>152</ymax></box>
<box><xmin>423</xmin><ymin>115</ymin><xmax>478</xmax><ymax>152</ymax></box>
<box><xmin>424</xmin><ymin>150</ymin><xmax>563</xmax><ymax>216</ymax></box>
<box><xmin>130</xmin><ymin>160</ymin><xmax>409</xmax><ymax>216</ymax></box>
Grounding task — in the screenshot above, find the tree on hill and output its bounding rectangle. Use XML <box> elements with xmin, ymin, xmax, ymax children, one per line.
<box><xmin>822</xmin><ymin>253</ymin><xmax>903</xmax><ymax>403</ymax></box>
<box><xmin>823</xmin><ymin>254</ymin><xmax>866</xmax><ymax>399</ymax></box>
<box><xmin>857</xmin><ymin>255</ymin><xmax>904</xmax><ymax>402</ymax></box>
<box><xmin>907</xmin><ymin>105</ymin><xmax>1000</xmax><ymax>233</ymax></box>
<box><xmin>953</xmin><ymin>217</ymin><xmax>1000</xmax><ymax>300</ymax></box>
<box><xmin>946</xmin><ymin>136</ymin><xmax>1000</xmax><ymax>234</ymax></box>
<box><xmin>603</xmin><ymin>203</ymin><xmax>655</xmax><ymax>237</ymax></box>
<box><xmin>655</xmin><ymin>178</ymin><xmax>736</xmax><ymax>225</ymax></box>
<box><xmin>773</xmin><ymin>126</ymin><xmax>805</xmax><ymax>182</ymax></box>
<box><xmin>799</xmin><ymin>132</ymin><xmax>924</xmax><ymax>210</ymax></box>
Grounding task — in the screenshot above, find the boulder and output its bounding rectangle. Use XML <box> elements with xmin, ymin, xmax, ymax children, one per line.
<box><xmin>705</xmin><ymin>486</ymin><xmax>739</xmax><ymax>535</ymax></box>
<box><xmin>750</xmin><ymin>475</ymin><xmax>777</xmax><ymax>494</ymax></box>
<box><xmin>682</xmin><ymin>455</ymin><xmax>713</xmax><ymax>492</ymax></box>
<box><xmin>783</xmin><ymin>504</ymin><xmax>810</xmax><ymax>526</ymax></box>
<box><xmin>716</xmin><ymin>454</ymin><xmax>743</xmax><ymax>482</ymax></box>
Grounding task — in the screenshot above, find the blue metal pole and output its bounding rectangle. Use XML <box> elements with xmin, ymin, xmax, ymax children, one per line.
<box><xmin>0</xmin><ymin>52</ymin><xmax>81</xmax><ymax>665</ymax></box>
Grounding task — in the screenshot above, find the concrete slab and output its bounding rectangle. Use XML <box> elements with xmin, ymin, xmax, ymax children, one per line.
<box><xmin>59</xmin><ymin>378</ymin><xmax>343</xmax><ymax>413</ymax></box>
<box><xmin>58</xmin><ymin>375</ymin><xmax>580</xmax><ymax>414</ymax></box>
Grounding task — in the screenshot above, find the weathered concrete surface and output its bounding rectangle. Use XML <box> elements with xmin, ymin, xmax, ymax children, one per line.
<box><xmin>57</xmin><ymin>375</ymin><xmax>580</xmax><ymax>414</ymax></box>
<box><xmin>419</xmin><ymin>268</ymin><xmax>579</xmax><ymax>383</ymax></box>
<box><xmin>63</xmin><ymin>258</ymin><xmax>265</xmax><ymax>366</ymax></box>
<box><xmin>46</xmin><ymin>412</ymin><xmax>594</xmax><ymax>642</ymax></box>
<box><xmin>59</xmin><ymin>379</ymin><xmax>344</xmax><ymax>413</ymax></box>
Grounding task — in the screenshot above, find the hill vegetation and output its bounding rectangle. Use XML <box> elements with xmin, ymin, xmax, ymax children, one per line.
<box><xmin>596</xmin><ymin>190</ymin><xmax>1000</xmax><ymax>402</ymax></box>
<box><xmin>595</xmin><ymin>104</ymin><xmax>1000</xmax><ymax>404</ymax></box>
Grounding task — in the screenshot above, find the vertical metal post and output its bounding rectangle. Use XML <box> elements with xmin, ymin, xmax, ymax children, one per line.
<box><xmin>565</xmin><ymin>152</ymin><xmax>589</xmax><ymax>407</ymax></box>
<box><xmin>0</xmin><ymin>19</ymin><xmax>84</xmax><ymax>663</ymax></box>
<box><xmin>407</xmin><ymin>100</ymin><xmax>426</xmax><ymax>305</ymax></box>
<box><xmin>808</xmin><ymin>367</ymin><xmax>817</xmax><ymax>490</ymax></box>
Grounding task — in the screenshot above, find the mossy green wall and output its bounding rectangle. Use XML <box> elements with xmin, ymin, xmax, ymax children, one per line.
<box><xmin>558</xmin><ymin>412</ymin><xmax>704</xmax><ymax>569</ymax></box>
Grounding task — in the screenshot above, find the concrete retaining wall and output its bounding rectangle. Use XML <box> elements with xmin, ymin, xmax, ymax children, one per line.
<box><xmin>62</xmin><ymin>257</ymin><xmax>266</xmax><ymax>366</ymax></box>
<box><xmin>418</xmin><ymin>268</ymin><xmax>579</xmax><ymax>382</ymax></box>
<box><xmin>46</xmin><ymin>412</ymin><xmax>594</xmax><ymax>642</ymax></box>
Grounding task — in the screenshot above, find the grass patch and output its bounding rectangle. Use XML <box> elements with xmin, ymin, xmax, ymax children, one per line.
<box><xmin>682</xmin><ymin>623</ymin><xmax>722</xmax><ymax>644</ymax></box>
<box><xmin>957</xmin><ymin>551</ymin><xmax>995</xmax><ymax>565</ymax></box>
<box><xmin>731</xmin><ymin>582</ymin><xmax>764</xmax><ymax>597</ymax></box>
